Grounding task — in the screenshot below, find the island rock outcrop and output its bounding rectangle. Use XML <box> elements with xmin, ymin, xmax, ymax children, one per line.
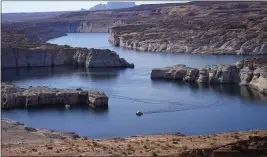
<box><xmin>151</xmin><ymin>57</ymin><xmax>267</xmax><ymax>95</ymax></box>
<box><xmin>73</xmin><ymin>48</ymin><xmax>134</xmax><ymax>68</ymax></box>
<box><xmin>1</xmin><ymin>83</ymin><xmax>109</xmax><ymax>109</ymax></box>
<box><xmin>2</xmin><ymin>45</ymin><xmax>134</xmax><ymax>68</ymax></box>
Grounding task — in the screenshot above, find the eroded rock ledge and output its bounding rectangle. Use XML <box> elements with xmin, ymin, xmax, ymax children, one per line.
<box><xmin>151</xmin><ymin>57</ymin><xmax>267</xmax><ymax>95</ymax></box>
<box><xmin>108</xmin><ymin>2</ymin><xmax>267</xmax><ymax>55</ymax></box>
<box><xmin>1</xmin><ymin>83</ymin><xmax>108</xmax><ymax>109</ymax></box>
<box><xmin>2</xmin><ymin>45</ymin><xmax>134</xmax><ymax>68</ymax></box>
<box><xmin>2</xmin><ymin>118</ymin><xmax>267</xmax><ymax>156</ymax></box>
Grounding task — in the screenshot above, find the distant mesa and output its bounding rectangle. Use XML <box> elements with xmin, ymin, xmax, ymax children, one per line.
<box><xmin>80</xmin><ymin>8</ymin><xmax>87</xmax><ymax>11</ymax></box>
<box><xmin>89</xmin><ymin>2</ymin><xmax>136</xmax><ymax>11</ymax></box>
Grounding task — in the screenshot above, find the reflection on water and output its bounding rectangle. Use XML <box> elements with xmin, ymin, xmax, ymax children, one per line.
<box><xmin>3</xmin><ymin>66</ymin><xmax>266</xmax><ymax>103</ymax></box>
<box><xmin>25</xmin><ymin>105</ymin><xmax>109</xmax><ymax>115</ymax></box>
<box><xmin>151</xmin><ymin>79</ymin><xmax>267</xmax><ymax>103</ymax></box>
<box><xmin>240</xmin><ymin>86</ymin><xmax>267</xmax><ymax>102</ymax></box>
<box><xmin>2</xmin><ymin>33</ymin><xmax>267</xmax><ymax>139</ymax></box>
<box><xmin>2</xmin><ymin>66</ymin><xmax>128</xmax><ymax>82</ymax></box>
<box><xmin>79</xmin><ymin>68</ymin><xmax>126</xmax><ymax>81</ymax></box>
<box><xmin>3</xmin><ymin>103</ymin><xmax>109</xmax><ymax>114</ymax></box>
<box><xmin>2</xmin><ymin>66</ymin><xmax>76</xmax><ymax>82</ymax></box>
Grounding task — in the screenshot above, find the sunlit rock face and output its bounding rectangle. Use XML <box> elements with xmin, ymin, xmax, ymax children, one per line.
<box><xmin>108</xmin><ymin>1</ymin><xmax>267</xmax><ymax>55</ymax></box>
<box><xmin>1</xmin><ymin>83</ymin><xmax>109</xmax><ymax>109</ymax></box>
<box><xmin>2</xmin><ymin>46</ymin><xmax>134</xmax><ymax>69</ymax></box>
<box><xmin>151</xmin><ymin>57</ymin><xmax>267</xmax><ymax>95</ymax></box>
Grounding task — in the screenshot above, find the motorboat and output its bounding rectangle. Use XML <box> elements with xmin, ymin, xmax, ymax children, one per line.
<box><xmin>136</xmin><ymin>111</ymin><xmax>143</xmax><ymax>116</ymax></box>
<box><xmin>65</xmin><ymin>104</ymin><xmax>71</xmax><ymax>109</ymax></box>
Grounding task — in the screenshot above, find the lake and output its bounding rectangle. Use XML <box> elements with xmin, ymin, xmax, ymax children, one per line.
<box><xmin>2</xmin><ymin>33</ymin><xmax>267</xmax><ymax>139</ymax></box>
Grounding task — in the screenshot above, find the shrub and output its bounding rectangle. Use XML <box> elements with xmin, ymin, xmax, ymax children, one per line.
<box><xmin>152</xmin><ymin>151</ymin><xmax>158</xmax><ymax>156</ymax></box>
<box><xmin>172</xmin><ymin>141</ymin><xmax>178</xmax><ymax>144</ymax></box>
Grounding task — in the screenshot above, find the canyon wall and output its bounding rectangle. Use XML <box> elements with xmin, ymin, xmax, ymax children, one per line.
<box><xmin>1</xmin><ymin>83</ymin><xmax>109</xmax><ymax>109</ymax></box>
<box><xmin>109</xmin><ymin>23</ymin><xmax>267</xmax><ymax>55</ymax></box>
<box><xmin>151</xmin><ymin>58</ymin><xmax>267</xmax><ymax>95</ymax></box>
<box><xmin>1</xmin><ymin>45</ymin><xmax>134</xmax><ymax>69</ymax></box>
<box><xmin>3</xmin><ymin>2</ymin><xmax>267</xmax><ymax>55</ymax></box>
<box><xmin>108</xmin><ymin>1</ymin><xmax>267</xmax><ymax>55</ymax></box>
<box><xmin>32</xmin><ymin>18</ymin><xmax>128</xmax><ymax>34</ymax></box>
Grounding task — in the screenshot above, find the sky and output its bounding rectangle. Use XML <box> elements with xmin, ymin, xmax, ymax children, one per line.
<box><xmin>2</xmin><ymin>1</ymin><xmax>186</xmax><ymax>13</ymax></box>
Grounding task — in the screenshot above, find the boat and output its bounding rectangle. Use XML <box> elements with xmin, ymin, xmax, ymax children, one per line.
<box><xmin>136</xmin><ymin>111</ymin><xmax>143</xmax><ymax>116</ymax></box>
<box><xmin>65</xmin><ymin>104</ymin><xmax>71</xmax><ymax>109</ymax></box>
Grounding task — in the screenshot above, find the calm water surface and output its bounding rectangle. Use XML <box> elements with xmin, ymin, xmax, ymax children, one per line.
<box><xmin>2</xmin><ymin>33</ymin><xmax>267</xmax><ymax>138</ymax></box>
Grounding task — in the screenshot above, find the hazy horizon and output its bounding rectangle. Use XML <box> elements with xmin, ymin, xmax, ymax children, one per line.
<box><xmin>2</xmin><ymin>1</ymin><xmax>187</xmax><ymax>13</ymax></box>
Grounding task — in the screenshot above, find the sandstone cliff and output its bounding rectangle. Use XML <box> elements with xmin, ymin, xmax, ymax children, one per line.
<box><xmin>1</xmin><ymin>83</ymin><xmax>108</xmax><ymax>109</ymax></box>
<box><xmin>77</xmin><ymin>21</ymin><xmax>109</xmax><ymax>32</ymax></box>
<box><xmin>1</xmin><ymin>45</ymin><xmax>74</xmax><ymax>68</ymax></box>
<box><xmin>1</xmin><ymin>28</ymin><xmax>134</xmax><ymax>69</ymax></box>
<box><xmin>2</xmin><ymin>45</ymin><xmax>134</xmax><ymax>68</ymax></box>
<box><xmin>3</xmin><ymin>2</ymin><xmax>267</xmax><ymax>55</ymax></box>
<box><xmin>151</xmin><ymin>57</ymin><xmax>267</xmax><ymax>95</ymax></box>
<box><xmin>73</xmin><ymin>48</ymin><xmax>134</xmax><ymax>68</ymax></box>
<box><xmin>108</xmin><ymin>1</ymin><xmax>267</xmax><ymax>55</ymax></box>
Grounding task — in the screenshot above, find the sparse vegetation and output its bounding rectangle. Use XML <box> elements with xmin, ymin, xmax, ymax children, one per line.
<box><xmin>152</xmin><ymin>151</ymin><xmax>158</xmax><ymax>156</ymax></box>
<box><xmin>182</xmin><ymin>145</ymin><xmax>188</xmax><ymax>150</ymax></box>
<box><xmin>143</xmin><ymin>145</ymin><xmax>148</xmax><ymax>149</ymax></box>
<box><xmin>92</xmin><ymin>142</ymin><xmax>97</xmax><ymax>146</ymax></box>
<box><xmin>31</xmin><ymin>148</ymin><xmax>37</xmax><ymax>152</ymax></box>
<box><xmin>47</xmin><ymin>146</ymin><xmax>53</xmax><ymax>150</ymax></box>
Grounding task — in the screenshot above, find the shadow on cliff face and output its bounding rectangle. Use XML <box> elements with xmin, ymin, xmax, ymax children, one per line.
<box><xmin>150</xmin><ymin>79</ymin><xmax>267</xmax><ymax>102</ymax></box>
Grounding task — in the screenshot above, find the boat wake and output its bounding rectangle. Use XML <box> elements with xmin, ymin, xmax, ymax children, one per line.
<box><xmin>109</xmin><ymin>93</ymin><xmax>237</xmax><ymax>115</ymax></box>
<box><xmin>142</xmin><ymin>100</ymin><xmax>221</xmax><ymax>114</ymax></box>
<box><xmin>109</xmin><ymin>94</ymin><xmax>185</xmax><ymax>106</ymax></box>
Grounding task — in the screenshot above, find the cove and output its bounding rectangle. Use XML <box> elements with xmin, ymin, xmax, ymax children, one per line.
<box><xmin>2</xmin><ymin>33</ymin><xmax>267</xmax><ymax>139</ymax></box>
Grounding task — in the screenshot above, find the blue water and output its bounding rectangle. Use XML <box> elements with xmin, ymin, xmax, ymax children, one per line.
<box><xmin>2</xmin><ymin>33</ymin><xmax>267</xmax><ymax>139</ymax></box>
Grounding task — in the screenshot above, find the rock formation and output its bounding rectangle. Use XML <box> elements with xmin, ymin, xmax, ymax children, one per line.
<box><xmin>108</xmin><ymin>1</ymin><xmax>267</xmax><ymax>55</ymax></box>
<box><xmin>89</xmin><ymin>2</ymin><xmax>136</xmax><ymax>11</ymax></box>
<box><xmin>151</xmin><ymin>57</ymin><xmax>267</xmax><ymax>95</ymax></box>
<box><xmin>1</xmin><ymin>83</ymin><xmax>109</xmax><ymax>109</ymax></box>
<box><xmin>1</xmin><ymin>26</ymin><xmax>134</xmax><ymax>69</ymax></box>
<box><xmin>1</xmin><ymin>44</ymin><xmax>134</xmax><ymax>68</ymax></box>
<box><xmin>73</xmin><ymin>48</ymin><xmax>134</xmax><ymax>68</ymax></box>
<box><xmin>4</xmin><ymin>2</ymin><xmax>267</xmax><ymax>55</ymax></box>
<box><xmin>4</xmin><ymin>2</ymin><xmax>266</xmax><ymax>55</ymax></box>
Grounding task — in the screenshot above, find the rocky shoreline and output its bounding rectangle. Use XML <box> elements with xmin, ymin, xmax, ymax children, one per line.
<box><xmin>1</xmin><ymin>83</ymin><xmax>109</xmax><ymax>109</ymax></box>
<box><xmin>2</xmin><ymin>118</ymin><xmax>267</xmax><ymax>156</ymax></box>
<box><xmin>151</xmin><ymin>57</ymin><xmax>267</xmax><ymax>95</ymax></box>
